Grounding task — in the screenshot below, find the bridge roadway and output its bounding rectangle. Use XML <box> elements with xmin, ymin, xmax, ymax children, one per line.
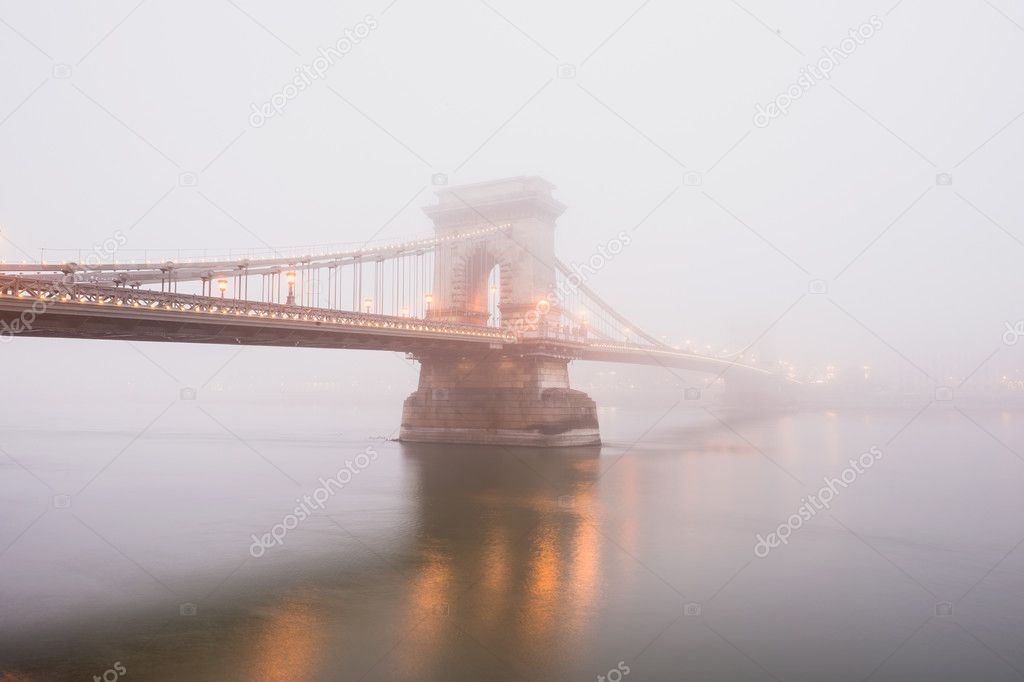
<box><xmin>0</xmin><ymin>276</ymin><xmax>769</xmax><ymax>378</ymax></box>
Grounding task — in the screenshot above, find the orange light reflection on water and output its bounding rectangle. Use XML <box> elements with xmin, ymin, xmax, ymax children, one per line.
<box><xmin>247</xmin><ymin>592</ymin><xmax>325</xmax><ymax>682</ymax></box>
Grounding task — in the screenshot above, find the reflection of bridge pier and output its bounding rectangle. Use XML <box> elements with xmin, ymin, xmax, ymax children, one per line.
<box><xmin>396</xmin><ymin>443</ymin><xmax>603</xmax><ymax>678</ymax></box>
<box><xmin>401</xmin><ymin>178</ymin><xmax>601</xmax><ymax>447</ymax></box>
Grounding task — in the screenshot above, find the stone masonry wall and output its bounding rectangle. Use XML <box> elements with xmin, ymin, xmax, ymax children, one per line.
<box><xmin>400</xmin><ymin>353</ymin><xmax>600</xmax><ymax>447</ymax></box>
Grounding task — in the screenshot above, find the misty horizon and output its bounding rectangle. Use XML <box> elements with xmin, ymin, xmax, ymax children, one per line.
<box><xmin>2</xmin><ymin>2</ymin><xmax>1023</xmax><ymax>681</ymax></box>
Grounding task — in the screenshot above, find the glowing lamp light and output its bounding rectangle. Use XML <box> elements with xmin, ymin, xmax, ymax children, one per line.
<box><xmin>284</xmin><ymin>271</ymin><xmax>297</xmax><ymax>305</ymax></box>
<box><xmin>217</xmin><ymin>278</ymin><xmax>228</xmax><ymax>298</ymax></box>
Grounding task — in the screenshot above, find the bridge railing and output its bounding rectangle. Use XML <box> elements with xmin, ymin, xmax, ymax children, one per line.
<box><xmin>515</xmin><ymin>322</ymin><xmax>591</xmax><ymax>344</ymax></box>
<box><xmin>0</xmin><ymin>276</ymin><xmax>513</xmax><ymax>342</ymax></box>
<box><xmin>0</xmin><ymin>276</ymin><xmax>785</xmax><ymax>379</ymax></box>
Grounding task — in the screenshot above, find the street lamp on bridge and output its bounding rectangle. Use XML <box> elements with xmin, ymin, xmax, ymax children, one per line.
<box><xmin>285</xmin><ymin>271</ymin><xmax>296</xmax><ymax>305</ymax></box>
<box><xmin>216</xmin><ymin>278</ymin><xmax>227</xmax><ymax>299</ymax></box>
<box><xmin>425</xmin><ymin>293</ymin><xmax>433</xmax><ymax>317</ymax></box>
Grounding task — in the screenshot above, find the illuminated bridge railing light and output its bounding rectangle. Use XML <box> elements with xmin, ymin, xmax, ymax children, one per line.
<box><xmin>0</xmin><ymin>276</ymin><xmax>514</xmax><ymax>342</ymax></box>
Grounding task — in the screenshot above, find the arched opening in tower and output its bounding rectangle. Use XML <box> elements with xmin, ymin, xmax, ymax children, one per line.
<box><xmin>461</xmin><ymin>246</ymin><xmax>501</xmax><ymax>327</ymax></box>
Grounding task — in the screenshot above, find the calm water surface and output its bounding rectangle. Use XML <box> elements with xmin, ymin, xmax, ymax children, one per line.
<box><xmin>1</xmin><ymin>399</ymin><xmax>1023</xmax><ymax>681</ymax></box>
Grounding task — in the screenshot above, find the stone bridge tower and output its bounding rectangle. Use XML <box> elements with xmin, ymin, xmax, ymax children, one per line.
<box><xmin>424</xmin><ymin>176</ymin><xmax>562</xmax><ymax>329</ymax></box>
<box><xmin>400</xmin><ymin>177</ymin><xmax>600</xmax><ymax>447</ymax></box>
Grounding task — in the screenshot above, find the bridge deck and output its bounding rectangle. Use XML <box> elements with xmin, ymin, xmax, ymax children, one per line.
<box><xmin>0</xmin><ymin>277</ymin><xmax>771</xmax><ymax>378</ymax></box>
<box><xmin>0</xmin><ymin>277</ymin><xmax>509</xmax><ymax>353</ymax></box>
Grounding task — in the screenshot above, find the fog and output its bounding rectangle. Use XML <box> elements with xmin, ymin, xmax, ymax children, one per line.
<box><xmin>1</xmin><ymin>0</ymin><xmax>1021</xmax><ymax>396</ymax></box>
<box><xmin>2</xmin><ymin>4</ymin><xmax>1024</xmax><ymax>681</ymax></box>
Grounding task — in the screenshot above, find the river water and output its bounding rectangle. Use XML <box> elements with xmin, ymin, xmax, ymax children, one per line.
<box><xmin>1</xmin><ymin>397</ymin><xmax>1022</xmax><ymax>681</ymax></box>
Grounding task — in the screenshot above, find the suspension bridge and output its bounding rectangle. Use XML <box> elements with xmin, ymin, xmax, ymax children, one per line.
<box><xmin>0</xmin><ymin>177</ymin><xmax>783</xmax><ymax>446</ymax></box>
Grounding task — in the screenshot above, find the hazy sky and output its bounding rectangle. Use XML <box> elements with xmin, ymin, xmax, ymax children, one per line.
<box><xmin>1</xmin><ymin>0</ymin><xmax>1022</xmax><ymax>390</ymax></box>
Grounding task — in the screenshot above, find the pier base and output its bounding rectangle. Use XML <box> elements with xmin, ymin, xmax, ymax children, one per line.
<box><xmin>400</xmin><ymin>353</ymin><xmax>600</xmax><ymax>447</ymax></box>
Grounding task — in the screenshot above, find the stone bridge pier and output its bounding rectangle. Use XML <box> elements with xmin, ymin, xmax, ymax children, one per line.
<box><xmin>399</xmin><ymin>177</ymin><xmax>601</xmax><ymax>447</ymax></box>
